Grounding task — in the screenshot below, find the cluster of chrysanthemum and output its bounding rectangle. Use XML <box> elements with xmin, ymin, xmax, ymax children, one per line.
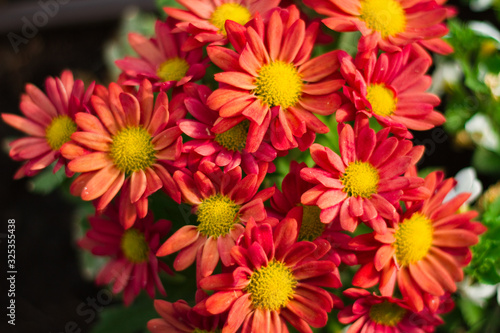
<box><xmin>2</xmin><ymin>0</ymin><xmax>487</xmax><ymax>332</ymax></box>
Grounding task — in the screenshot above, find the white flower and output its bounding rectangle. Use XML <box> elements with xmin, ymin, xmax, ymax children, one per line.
<box><xmin>460</xmin><ymin>277</ymin><xmax>497</xmax><ymax>307</ymax></box>
<box><xmin>465</xmin><ymin>113</ymin><xmax>500</xmax><ymax>151</ymax></box>
<box><xmin>444</xmin><ymin>167</ymin><xmax>482</xmax><ymax>204</ymax></box>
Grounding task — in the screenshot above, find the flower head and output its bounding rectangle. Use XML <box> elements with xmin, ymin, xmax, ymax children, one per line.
<box><xmin>337</xmin><ymin>46</ymin><xmax>445</xmax><ymax>137</ymax></box>
<box><xmin>300</xmin><ymin>119</ymin><xmax>428</xmax><ymax>234</ymax></box>
<box><xmin>116</xmin><ymin>20</ymin><xmax>207</xmax><ymax>92</ymax></box>
<box><xmin>156</xmin><ymin>161</ymin><xmax>275</xmax><ymax>279</ymax></box>
<box><xmin>270</xmin><ymin>161</ymin><xmax>356</xmax><ymax>266</ymax></box>
<box><xmin>61</xmin><ymin>79</ymin><xmax>184</xmax><ymax>228</ymax></box>
<box><xmin>207</xmin><ymin>5</ymin><xmax>343</xmax><ymax>152</ymax></box>
<box><xmin>338</xmin><ymin>288</ymin><xmax>446</xmax><ymax>332</ymax></box>
<box><xmin>304</xmin><ymin>0</ymin><xmax>453</xmax><ymax>55</ymax></box>
<box><xmin>351</xmin><ymin>171</ymin><xmax>486</xmax><ymax>311</ymax></box>
<box><xmin>164</xmin><ymin>0</ymin><xmax>280</xmax><ymax>51</ymax></box>
<box><xmin>195</xmin><ymin>217</ymin><xmax>342</xmax><ymax>333</ymax></box>
<box><xmin>79</xmin><ymin>203</ymin><xmax>172</xmax><ymax>305</ymax></box>
<box><xmin>178</xmin><ymin>83</ymin><xmax>277</xmax><ymax>175</ymax></box>
<box><xmin>2</xmin><ymin>70</ymin><xmax>94</xmax><ymax>178</ymax></box>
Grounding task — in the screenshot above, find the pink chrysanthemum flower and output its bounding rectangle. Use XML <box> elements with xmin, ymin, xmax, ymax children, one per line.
<box><xmin>116</xmin><ymin>20</ymin><xmax>207</xmax><ymax>92</ymax></box>
<box><xmin>338</xmin><ymin>288</ymin><xmax>446</xmax><ymax>332</ymax></box>
<box><xmin>300</xmin><ymin>119</ymin><xmax>428</xmax><ymax>234</ymax></box>
<box><xmin>164</xmin><ymin>0</ymin><xmax>280</xmax><ymax>51</ymax></box>
<box><xmin>195</xmin><ymin>217</ymin><xmax>342</xmax><ymax>333</ymax></box>
<box><xmin>303</xmin><ymin>0</ymin><xmax>453</xmax><ymax>55</ymax></box>
<box><xmin>148</xmin><ymin>291</ymin><xmax>223</xmax><ymax>333</ymax></box>
<box><xmin>179</xmin><ymin>83</ymin><xmax>277</xmax><ymax>175</ymax></box>
<box><xmin>2</xmin><ymin>70</ymin><xmax>94</xmax><ymax>178</ymax></box>
<box><xmin>156</xmin><ymin>161</ymin><xmax>275</xmax><ymax>279</ymax></box>
<box><xmin>79</xmin><ymin>204</ymin><xmax>172</xmax><ymax>306</ymax></box>
<box><xmin>61</xmin><ymin>79</ymin><xmax>183</xmax><ymax>229</ymax></box>
<box><xmin>270</xmin><ymin>161</ymin><xmax>356</xmax><ymax>266</ymax></box>
<box><xmin>207</xmin><ymin>5</ymin><xmax>343</xmax><ymax>152</ymax></box>
<box><xmin>337</xmin><ymin>46</ymin><xmax>445</xmax><ymax>138</ymax></box>
<box><xmin>350</xmin><ymin>171</ymin><xmax>486</xmax><ymax>312</ymax></box>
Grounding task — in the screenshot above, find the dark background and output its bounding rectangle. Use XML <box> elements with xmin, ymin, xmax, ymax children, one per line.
<box><xmin>0</xmin><ymin>0</ymin><xmax>495</xmax><ymax>332</ymax></box>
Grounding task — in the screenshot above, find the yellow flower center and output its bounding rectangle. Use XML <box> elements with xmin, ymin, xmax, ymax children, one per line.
<box><xmin>110</xmin><ymin>126</ymin><xmax>156</xmax><ymax>174</ymax></box>
<box><xmin>245</xmin><ymin>260</ymin><xmax>297</xmax><ymax>311</ymax></box>
<box><xmin>157</xmin><ymin>57</ymin><xmax>190</xmax><ymax>82</ymax></box>
<box><xmin>366</xmin><ymin>84</ymin><xmax>397</xmax><ymax>117</ymax></box>
<box><xmin>210</xmin><ymin>3</ymin><xmax>252</xmax><ymax>35</ymax></box>
<box><xmin>253</xmin><ymin>61</ymin><xmax>303</xmax><ymax>109</ymax></box>
<box><xmin>45</xmin><ymin>115</ymin><xmax>77</xmax><ymax>151</ymax></box>
<box><xmin>121</xmin><ymin>228</ymin><xmax>149</xmax><ymax>263</ymax></box>
<box><xmin>359</xmin><ymin>0</ymin><xmax>407</xmax><ymax>38</ymax></box>
<box><xmin>196</xmin><ymin>194</ymin><xmax>241</xmax><ymax>238</ymax></box>
<box><xmin>298</xmin><ymin>205</ymin><xmax>325</xmax><ymax>242</ymax></box>
<box><xmin>341</xmin><ymin>161</ymin><xmax>379</xmax><ymax>198</ymax></box>
<box><xmin>214</xmin><ymin>120</ymin><xmax>249</xmax><ymax>152</ymax></box>
<box><xmin>394</xmin><ymin>213</ymin><xmax>434</xmax><ymax>267</ymax></box>
<box><xmin>369</xmin><ymin>301</ymin><xmax>407</xmax><ymax>326</ymax></box>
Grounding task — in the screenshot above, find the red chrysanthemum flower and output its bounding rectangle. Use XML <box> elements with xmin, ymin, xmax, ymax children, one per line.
<box><xmin>164</xmin><ymin>0</ymin><xmax>280</xmax><ymax>51</ymax></box>
<box><xmin>300</xmin><ymin>119</ymin><xmax>427</xmax><ymax>234</ymax></box>
<box><xmin>206</xmin><ymin>5</ymin><xmax>343</xmax><ymax>152</ymax></box>
<box><xmin>350</xmin><ymin>171</ymin><xmax>486</xmax><ymax>311</ymax></box>
<box><xmin>61</xmin><ymin>79</ymin><xmax>183</xmax><ymax>228</ymax></box>
<box><xmin>116</xmin><ymin>20</ymin><xmax>207</xmax><ymax>92</ymax></box>
<box><xmin>270</xmin><ymin>161</ymin><xmax>356</xmax><ymax>266</ymax></box>
<box><xmin>2</xmin><ymin>70</ymin><xmax>94</xmax><ymax>179</ymax></box>
<box><xmin>156</xmin><ymin>161</ymin><xmax>275</xmax><ymax>279</ymax></box>
<box><xmin>303</xmin><ymin>0</ymin><xmax>453</xmax><ymax>55</ymax></box>
<box><xmin>337</xmin><ymin>46</ymin><xmax>445</xmax><ymax>138</ymax></box>
<box><xmin>178</xmin><ymin>83</ymin><xmax>277</xmax><ymax>175</ymax></box>
<box><xmin>148</xmin><ymin>291</ymin><xmax>223</xmax><ymax>333</ymax></box>
<box><xmin>338</xmin><ymin>288</ymin><xmax>446</xmax><ymax>332</ymax></box>
<box><xmin>79</xmin><ymin>204</ymin><xmax>172</xmax><ymax>306</ymax></box>
<box><xmin>195</xmin><ymin>217</ymin><xmax>342</xmax><ymax>333</ymax></box>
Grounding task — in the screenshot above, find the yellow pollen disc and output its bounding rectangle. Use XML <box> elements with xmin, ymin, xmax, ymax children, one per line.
<box><xmin>367</xmin><ymin>84</ymin><xmax>398</xmax><ymax>117</ymax></box>
<box><xmin>214</xmin><ymin>120</ymin><xmax>249</xmax><ymax>152</ymax></box>
<box><xmin>210</xmin><ymin>3</ymin><xmax>252</xmax><ymax>35</ymax></box>
<box><xmin>121</xmin><ymin>228</ymin><xmax>150</xmax><ymax>263</ymax></box>
<box><xmin>110</xmin><ymin>126</ymin><xmax>156</xmax><ymax>174</ymax></box>
<box><xmin>157</xmin><ymin>57</ymin><xmax>190</xmax><ymax>82</ymax></box>
<box><xmin>394</xmin><ymin>213</ymin><xmax>434</xmax><ymax>267</ymax></box>
<box><xmin>341</xmin><ymin>161</ymin><xmax>379</xmax><ymax>198</ymax></box>
<box><xmin>245</xmin><ymin>259</ymin><xmax>297</xmax><ymax>311</ymax></box>
<box><xmin>359</xmin><ymin>0</ymin><xmax>407</xmax><ymax>38</ymax></box>
<box><xmin>298</xmin><ymin>205</ymin><xmax>325</xmax><ymax>242</ymax></box>
<box><xmin>369</xmin><ymin>301</ymin><xmax>407</xmax><ymax>326</ymax></box>
<box><xmin>253</xmin><ymin>61</ymin><xmax>303</xmax><ymax>109</ymax></box>
<box><xmin>45</xmin><ymin>115</ymin><xmax>77</xmax><ymax>151</ymax></box>
<box><xmin>196</xmin><ymin>194</ymin><xmax>241</xmax><ymax>238</ymax></box>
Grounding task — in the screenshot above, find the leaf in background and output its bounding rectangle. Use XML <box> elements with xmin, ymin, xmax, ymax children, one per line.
<box><xmin>472</xmin><ymin>147</ymin><xmax>500</xmax><ymax>175</ymax></box>
<box><xmin>90</xmin><ymin>293</ymin><xmax>157</xmax><ymax>333</ymax></box>
<box><xmin>28</xmin><ymin>164</ymin><xmax>66</xmax><ymax>195</ymax></box>
<box><xmin>458</xmin><ymin>297</ymin><xmax>485</xmax><ymax>330</ymax></box>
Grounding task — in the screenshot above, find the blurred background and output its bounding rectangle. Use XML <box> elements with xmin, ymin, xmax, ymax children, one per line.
<box><xmin>1</xmin><ymin>0</ymin><xmax>500</xmax><ymax>332</ymax></box>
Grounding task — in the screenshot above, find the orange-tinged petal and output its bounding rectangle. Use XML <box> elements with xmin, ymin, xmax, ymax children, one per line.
<box><xmin>2</xmin><ymin>113</ymin><xmax>46</xmax><ymax>137</ymax></box>
<box><xmin>71</xmin><ymin>132</ymin><xmax>111</xmax><ymax>151</ymax></box>
<box><xmin>81</xmin><ymin>164</ymin><xmax>121</xmax><ymax>201</ymax></box>
<box><xmin>68</xmin><ymin>152</ymin><xmax>112</xmax><ymax>172</ymax></box>
<box><xmin>157</xmin><ymin>225</ymin><xmax>199</xmax><ymax>256</ymax></box>
<box><xmin>130</xmin><ymin>169</ymin><xmax>147</xmax><ymax>203</ymax></box>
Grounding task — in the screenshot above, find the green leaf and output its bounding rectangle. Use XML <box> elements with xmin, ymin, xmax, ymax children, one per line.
<box><xmin>472</xmin><ymin>147</ymin><xmax>500</xmax><ymax>175</ymax></box>
<box><xmin>90</xmin><ymin>293</ymin><xmax>157</xmax><ymax>333</ymax></box>
<box><xmin>28</xmin><ymin>165</ymin><xmax>66</xmax><ymax>195</ymax></box>
<box><xmin>458</xmin><ymin>297</ymin><xmax>485</xmax><ymax>329</ymax></box>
